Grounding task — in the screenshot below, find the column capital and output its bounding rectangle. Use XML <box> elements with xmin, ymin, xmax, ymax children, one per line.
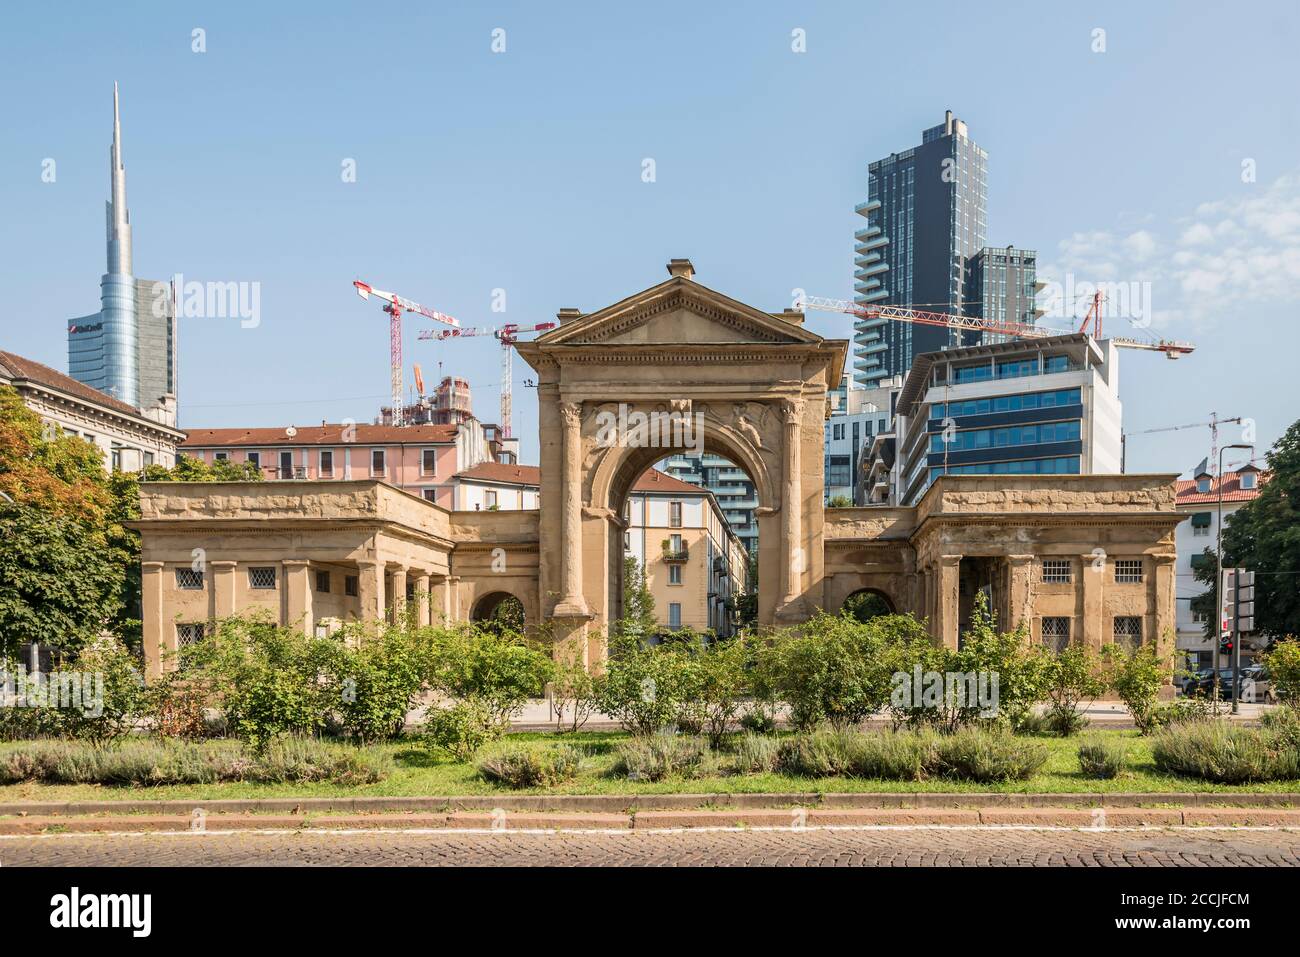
<box><xmin>210</xmin><ymin>560</ymin><xmax>238</xmax><ymax>569</ymax></box>
<box><xmin>939</xmin><ymin>554</ymin><xmax>963</xmax><ymax>567</ymax></box>
<box><xmin>281</xmin><ymin>559</ymin><xmax>311</xmax><ymax>568</ymax></box>
<box><xmin>559</xmin><ymin>400</ymin><xmax>583</xmax><ymax>427</ymax></box>
<box><xmin>1007</xmin><ymin>553</ymin><xmax>1034</xmax><ymax>565</ymax></box>
<box><xmin>356</xmin><ymin>558</ymin><xmax>383</xmax><ymax>569</ymax></box>
<box><xmin>780</xmin><ymin>396</ymin><xmax>804</xmax><ymax>424</ymax></box>
<box><xmin>141</xmin><ymin>560</ymin><xmax>165</xmax><ymax>570</ymax></box>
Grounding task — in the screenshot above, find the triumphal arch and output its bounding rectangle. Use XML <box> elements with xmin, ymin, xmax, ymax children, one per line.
<box><xmin>515</xmin><ymin>259</ymin><xmax>844</xmax><ymax>663</ymax></box>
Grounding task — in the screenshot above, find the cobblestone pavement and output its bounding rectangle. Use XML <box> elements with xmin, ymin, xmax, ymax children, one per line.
<box><xmin>2</xmin><ymin>826</ymin><xmax>1299</xmax><ymax>866</ymax></box>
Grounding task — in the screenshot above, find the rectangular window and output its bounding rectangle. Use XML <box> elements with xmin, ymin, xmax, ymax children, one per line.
<box><xmin>345</xmin><ymin>575</ymin><xmax>359</xmax><ymax>597</ymax></box>
<box><xmin>1114</xmin><ymin>616</ymin><xmax>1143</xmax><ymax>650</ymax></box>
<box><xmin>315</xmin><ymin>570</ymin><xmax>330</xmax><ymax>593</ymax></box>
<box><xmin>175</xmin><ymin>567</ymin><xmax>204</xmax><ymax>590</ymax></box>
<box><xmin>1193</xmin><ymin>524</ymin><xmax>1209</xmax><ymax>537</ymax></box>
<box><xmin>248</xmin><ymin>566</ymin><xmax>277</xmax><ymax>590</ymax></box>
<box><xmin>669</xmin><ymin>501</ymin><xmax>682</xmax><ymax>528</ymax></box>
<box><xmin>1042</xmin><ymin>559</ymin><xmax>1072</xmax><ymax>584</ymax></box>
<box><xmin>422</xmin><ymin>449</ymin><xmax>437</xmax><ymax>476</ymax></box>
<box><xmin>1114</xmin><ymin>559</ymin><xmax>1143</xmax><ymax>584</ymax></box>
<box><xmin>1042</xmin><ymin>616</ymin><xmax>1070</xmax><ymax>652</ymax></box>
<box><xmin>422</xmin><ymin>489</ymin><xmax>438</xmax><ymax>502</ymax></box>
<box><xmin>319</xmin><ymin>450</ymin><xmax>334</xmax><ymax>477</ymax></box>
<box><xmin>486</xmin><ymin>490</ymin><xmax>498</xmax><ymax>508</ymax></box>
<box><xmin>671</xmin><ymin>534</ymin><xmax>683</xmax><ymax>552</ymax></box>
<box><xmin>143</xmin><ymin>451</ymin><xmax>154</xmax><ymax>468</ymax></box>
<box><xmin>246</xmin><ymin>452</ymin><xmax>260</xmax><ymax>469</ymax></box>
<box><xmin>669</xmin><ymin>564</ymin><xmax>682</xmax><ymax>585</ymax></box>
<box><xmin>668</xmin><ymin>602</ymin><xmax>682</xmax><ymax>628</ymax></box>
<box><xmin>371</xmin><ymin>450</ymin><xmax>386</xmax><ymax>476</ymax></box>
<box><xmin>279</xmin><ymin>451</ymin><xmax>294</xmax><ymax>479</ymax></box>
<box><xmin>176</xmin><ymin>622</ymin><xmax>207</xmax><ymax>650</ymax></box>
<box><xmin>214</xmin><ymin>451</ymin><xmax>228</xmax><ymax>461</ymax></box>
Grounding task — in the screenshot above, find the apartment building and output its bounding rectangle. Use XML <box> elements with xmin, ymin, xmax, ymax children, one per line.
<box><xmin>878</xmin><ymin>333</ymin><xmax>1123</xmax><ymax>506</ymax></box>
<box><xmin>180</xmin><ymin>420</ymin><xmax>497</xmax><ymax>506</ymax></box>
<box><xmin>448</xmin><ymin>462</ymin><xmax>541</xmax><ymax>510</ymax></box>
<box><xmin>1</xmin><ymin>350</ymin><xmax>184</xmax><ymax>472</ymax></box>
<box><xmin>824</xmin><ymin>373</ymin><xmax>901</xmax><ymax>503</ymax></box>
<box><xmin>1174</xmin><ymin>462</ymin><xmax>1268</xmax><ymax>669</ymax></box>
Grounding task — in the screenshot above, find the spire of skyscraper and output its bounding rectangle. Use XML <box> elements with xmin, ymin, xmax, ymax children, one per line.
<box><xmin>106</xmin><ymin>81</ymin><xmax>132</xmax><ymax>276</ymax></box>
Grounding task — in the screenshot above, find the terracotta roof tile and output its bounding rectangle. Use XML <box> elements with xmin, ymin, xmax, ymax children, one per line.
<box><xmin>181</xmin><ymin>423</ymin><xmax>459</xmax><ymax>448</ymax></box>
<box><xmin>0</xmin><ymin>350</ymin><xmax>143</xmax><ymax>418</ymax></box>
<box><xmin>1175</xmin><ymin>470</ymin><xmax>1269</xmax><ymax>505</ymax></box>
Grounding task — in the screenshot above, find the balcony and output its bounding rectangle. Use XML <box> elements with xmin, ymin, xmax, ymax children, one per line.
<box><xmin>275</xmin><ymin>466</ymin><xmax>309</xmax><ymax>480</ymax></box>
<box><xmin>662</xmin><ymin>542</ymin><xmax>690</xmax><ymax>562</ymax></box>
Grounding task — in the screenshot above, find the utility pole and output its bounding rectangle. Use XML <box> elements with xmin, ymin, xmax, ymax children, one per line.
<box><xmin>1215</xmin><ymin>442</ymin><xmax>1253</xmax><ymax>707</ymax></box>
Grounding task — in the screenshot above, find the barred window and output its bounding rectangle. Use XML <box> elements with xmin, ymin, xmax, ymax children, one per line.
<box><xmin>315</xmin><ymin>570</ymin><xmax>330</xmax><ymax>594</ymax></box>
<box><xmin>1114</xmin><ymin>616</ymin><xmax>1142</xmax><ymax>650</ymax></box>
<box><xmin>176</xmin><ymin>622</ymin><xmax>206</xmax><ymax>648</ymax></box>
<box><xmin>248</xmin><ymin>566</ymin><xmax>277</xmax><ymax>590</ymax></box>
<box><xmin>175</xmin><ymin>567</ymin><xmax>204</xmax><ymax>590</ymax></box>
<box><xmin>345</xmin><ymin>575</ymin><xmax>359</xmax><ymax>597</ymax></box>
<box><xmin>1042</xmin><ymin>616</ymin><xmax>1071</xmax><ymax>653</ymax></box>
<box><xmin>1114</xmin><ymin>559</ymin><xmax>1143</xmax><ymax>584</ymax></box>
<box><xmin>1041</xmin><ymin>559</ymin><xmax>1072</xmax><ymax>584</ymax></box>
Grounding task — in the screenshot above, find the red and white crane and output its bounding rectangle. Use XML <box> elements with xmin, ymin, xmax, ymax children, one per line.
<box><xmin>797</xmin><ymin>292</ymin><xmax>1196</xmax><ymax>359</ymax></box>
<box><xmin>353</xmin><ymin>280</ymin><xmax>460</xmax><ymax>427</ymax></box>
<box><xmin>419</xmin><ymin>321</ymin><xmax>557</xmax><ymax>438</ymax></box>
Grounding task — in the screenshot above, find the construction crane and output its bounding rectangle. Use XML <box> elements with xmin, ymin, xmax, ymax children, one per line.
<box><xmin>1122</xmin><ymin>413</ymin><xmax>1245</xmax><ymax>474</ymax></box>
<box><xmin>798</xmin><ymin>293</ymin><xmax>1196</xmax><ymax>359</ymax></box>
<box><xmin>353</xmin><ymin>280</ymin><xmax>460</xmax><ymax>427</ymax></box>
<box><xmin>418</xmin><ymin>321</ymin><xmax>557</xmax><ymax>438</ymax></box>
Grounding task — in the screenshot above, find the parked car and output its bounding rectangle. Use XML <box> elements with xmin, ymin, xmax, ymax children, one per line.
<box><xmin>1185</xmin><ymin>665</ymin><xmax>1271</xmax><ymax>702</ymax></box>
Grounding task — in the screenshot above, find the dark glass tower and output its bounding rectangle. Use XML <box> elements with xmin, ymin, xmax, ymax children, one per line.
<box><xmin>853</xmin><ymin>111</ymin><xmax>988</xmax><ymax>387</ymax></box>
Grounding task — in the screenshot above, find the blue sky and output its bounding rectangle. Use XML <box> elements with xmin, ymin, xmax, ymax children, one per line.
<box><xmin>3</xmin><ymin>1</ymin><xmax>1297</xmax><ymax>474</ymax></box>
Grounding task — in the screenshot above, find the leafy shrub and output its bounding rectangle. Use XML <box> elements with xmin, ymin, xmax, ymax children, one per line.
<box><xmin>610</xmin><ymin>733</ymin><xmax>714</xmax><ymax>781</ymax></box>
<box><xmin>1151</xmin><ymin>722</ymin><xmax>1299</xmax><ymax>783</ymax></box>
<box><xmin>931</xmin><ymin>728</ymin><xmax>1049</xmax><ymax>782</ymax></box>
<box><xmin>146</xmin><ymin>672</ymin><xmax>215</xmax><ymax>741</ymax></box>
<box><xmin>1077</xmin><ymin>737</ymin><xmax>1128</xmax><ymax>779</ymax></box>
<box><xmin>1043</xmin><ymin>707</ymin><xmax>1090</xmax><ymax>737</ymax></box>
<box><xmin>1146</xmin><ymin>698</ymin><xmax>1213</xmax><ymax>731</ymax></box>
<box><xmin>329</xmin><ymin>626</ymin><xmax>429</xmax><ymax>743</ymax></box>
<box><xmin>548</xmin><ymin>654</ymin><xmax>604</xmax><ymax>733</ymax></box>
<box><xmin>248</xmin><ymin>737</ymin><xmax>392</xmax><ymax>785</ymax></box>
<box><xmin>738</xmin><ymin>708</ymin><xmax>775</xmax><ymax>735</ymax></box>
<box><xmin>728</xmin><ymin>733</ymin><xmax>780</xmax><ymax>775</ymax></box>
<box><xmin>476</xmin><ymin>744</ymin><xmax>583</xmax><ymax>789</ymax></box>
<box><xmin>50</xmin><ymin>639</ymin><xmax>146</xmax><ymax>744</ymax></box>
<box><xmin>776</xmin><ymin>729</ymin><xmax>934</xmax><ymax>780</ymax></box>
<box><xmin>1103</xmin><ymin>641</ymin><xmax>1168</xmax><ymax>733</ymax></box>
<box><xmin>1260</xmin><ymin>706</ymin><xmax>1300</xmax><ymax>750</ymax></box>
<box><xmin>426</xmin><ymin>626</ymin><xmax>552</xmax><ymax>731</ymax></box>
<box><xmin>1040</xmin><ymin>644</ymin><xmax>1107</xmax><ymax>736</ymax></box>
<box><xmin>1263</xmin><ymin>640</ymin><xmax>1300</xmax><ymax>708</ymax></box>
<box><xmin>421</xmin><ymin>701</ymin><xmax>496</xmax><ymax>761</ymax></box>
<box><xmin>599</xmin><ymin>636</ymin><xmax>698</xmax><ymax>735</ymax></box>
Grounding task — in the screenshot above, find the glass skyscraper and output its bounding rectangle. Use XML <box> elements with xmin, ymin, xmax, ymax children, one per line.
<box><xmin>67</xmin><ymin>84</ymin><xmax>176</xmax><ymax>422</ymax></box>
<box><xmin>853</xmin><ymin>111</ymin><xmax>988</xmax><ymax>387</ymax></box>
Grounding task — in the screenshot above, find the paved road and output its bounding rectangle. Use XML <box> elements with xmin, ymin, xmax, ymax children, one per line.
<box><xmin>3</xmin><ymin>826</ymin><xmax>1299</xmax><ymax>866</ymax></box>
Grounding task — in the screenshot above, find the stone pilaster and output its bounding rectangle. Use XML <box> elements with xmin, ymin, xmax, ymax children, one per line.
<box><xmin>356</xmin><ymin>559</ymin><xmax>385</xmax><ymax>623</ymax></box>
<box><xmin>1006</xmin><ymin>554</ymin><xmax>1034</xmax><ymax>634</ymax></box>
<box><xmin>776</xmin><ymin>396</ymin><xmax>804</xmax><ymax>618</ymax></box>
<box><xmin>389</xmin><ymin>566</ymin><xmax>408</xmax><ymax>625</ymax></box>
<box><xmin>282</xmin><ymin>559</ymin><xmax>313</xmax><ymax>635</ymax></box>
<box><xmin>1080</xmin><ymin>553</ymin><xmax>1104</xmax><ymax>650</ymax></box>
<box><xmin>142</xmin><ymin>561</ymin><xmax>165</xmax><ymax>679</ymax></box>
<box><xmin>211</xmin><ymin>561</ymin><xmax>238</xmax><ymax>619</ymax></box>
<box><xmin>412</xmin><ymin>571</ymin><xmax>432</xmax><ymax>627</ymax></box>
<box><xmin>938</xmin><ymin>555</ymin><xmax>961</xmax><ymax>649</ymax></box>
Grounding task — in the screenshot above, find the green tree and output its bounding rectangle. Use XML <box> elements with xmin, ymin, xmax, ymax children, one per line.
<box><xmin>1218</xmin><ymin>418</ymin><xmax>1300</xmax><ymax>642</ymax></box>
<box><xmin>0</xmin><ymin>387</ymin><xmax>125</xmax><ymax>659</ymax></box>
<box><xmin>827</xmin><ymin>494</ymin><xmax>853</xmax><ymax>508</ymax></box>
<box><xmin>615</xmin><ymin>556</ymin><xmax>658</xmax><ymax>643</ymax></box>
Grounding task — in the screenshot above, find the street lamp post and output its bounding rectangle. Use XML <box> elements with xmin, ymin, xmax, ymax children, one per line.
<box><xmin>1217</xmin><ymin>443</ymin><xmax>1253</xmax><ymax>714</ymax></box>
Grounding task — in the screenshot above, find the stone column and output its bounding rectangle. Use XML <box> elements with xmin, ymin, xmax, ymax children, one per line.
<box><xmin>553</xmin><ymin>400</ymin><xmax>589</xmax><ymax>617</ymax></box>
<box><xmin>778</xmin><ymin>396</ymin><xmax>804</xmax><ymax>613</ymax></box>
<box><xmin>938</xmin><ymin>555</ymin><xmax>961</xmax><ymax>649</ymax></box>
<box><xmin>282</xmin><ymin>560</ymin><xmax>313</xmax><ymax>635</ymax></box>
<box><xmin>141</xmin><ymin>561</ymin><xmax>165</xmax><ymax>680</ymax></box>
<box><xmin>1080</xmin><ymin>553</ymin><xmax>1104</xmax><ymax>650</ymax></box>
<box><xmin>1006</xmin><ymin>554</ymin><xmax>1034</xmax><ymax>634</ymax></box>
<box><xmin>445</xmin><ymin>575</ymin><xmax>461</xmax><ymax>622</ymax></box>
<box><xmin>211</xmin><ymin>561</ymin><xmax>238</xmax><ymax>620</ymax></box>
<box><xmin>1153</xmin><ymin>554</ymin><xmax>1177</xmax><ymax>688</ymax></box>
<box><xmin>356</xmin><ymin>559</ymin><xmax>385</xmax><ymax>623</ymax></box>
<box><xmin>412</xmin><ymin>571</ymin><xmax>432</xmax><ymax>627</ymax></box>
<box><xmin>389</xmin><ymin>566</ymin><xmax>408</xmax><ymax>625</ymax></box>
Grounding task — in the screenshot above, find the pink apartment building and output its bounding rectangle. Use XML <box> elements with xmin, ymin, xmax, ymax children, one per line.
<box><xmin>181</xmin><ymin>420</ymin><xmax>500</xmax><ymax>507</ymax></box>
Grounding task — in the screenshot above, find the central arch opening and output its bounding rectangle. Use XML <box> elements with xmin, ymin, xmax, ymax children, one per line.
<box><xmin>610</xmin><ymin>450</ymin><xmax>758</xmax><ymax>640</ymax></box>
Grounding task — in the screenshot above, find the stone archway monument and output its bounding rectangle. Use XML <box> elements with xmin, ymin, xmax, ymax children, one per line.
<box><xmin>516</xmin><ymin>260</ymin><xmax>848</xmax><ymax>665</ymax></box>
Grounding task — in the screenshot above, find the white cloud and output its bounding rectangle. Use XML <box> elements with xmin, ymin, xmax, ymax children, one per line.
<box><xmin>1042</xmin><ymin>173</ymin><xmax>1300</xmax><ymax>332</ymax></box>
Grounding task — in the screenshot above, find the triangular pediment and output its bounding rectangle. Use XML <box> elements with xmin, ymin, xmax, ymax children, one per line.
<box><xmin>535</xmin><ymin>277</ymin><xmax>825</xmax><ymax>348</ymax></box>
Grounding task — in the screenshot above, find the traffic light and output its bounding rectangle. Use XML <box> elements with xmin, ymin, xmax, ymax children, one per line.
<box><xmin>1223</xmin><ymin>568</ymin><xmax>1256</xmax><ymax>634</ymax></box>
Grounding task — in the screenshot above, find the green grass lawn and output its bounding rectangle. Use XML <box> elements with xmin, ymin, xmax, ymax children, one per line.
<box><xmin>2</xmin><ymin>728</ymin><xmax>1300</xmax><ymax>804</ymax></box>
